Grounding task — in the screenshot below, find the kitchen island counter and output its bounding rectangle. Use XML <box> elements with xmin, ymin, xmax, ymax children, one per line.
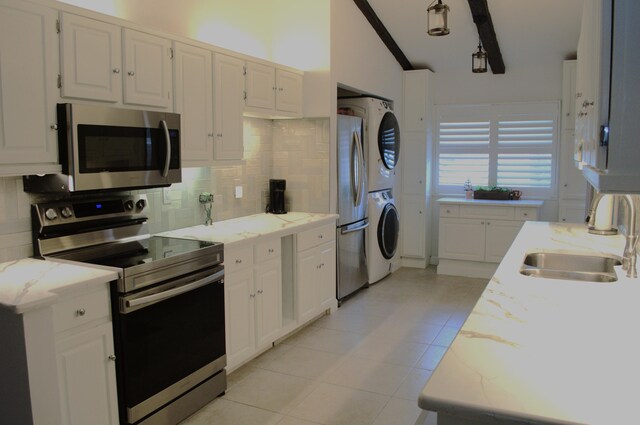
<box><xmin>420</xmin><ymin>221</ymin><xmax>640</xmax><ymax>424</ymax></box>
<box><xmin>0</xmin><ymin>257</ymin><xmax>118</xmax><ymax>314</ymax></box>
<box><xmin>157</xmin><ymin>212</ymin><xmax>339</xmax><ymax>246</ymax></box>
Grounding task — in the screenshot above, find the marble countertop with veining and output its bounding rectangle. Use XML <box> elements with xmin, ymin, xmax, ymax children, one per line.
<box><xmin>156</xmin><ymin>212</ymin><xmax>339</xmax><ymax>246</ymax></box>
<box><xmin>0</xmin><ymin>258</ymin><xmax>119</xmax><ymax>314</ymax></box>
<box><xmin>420</xmin><ymin>221</ymin><xmax>640</xmax><ymax>424</ymax></box>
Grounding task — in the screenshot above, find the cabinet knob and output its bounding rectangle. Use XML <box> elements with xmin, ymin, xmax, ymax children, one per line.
<box><xmin>279</xmin><ymin>87</ymin><xmax>284</xmax><ymax>91</ymax></box>
<box><xmin>108</xmin><ymin>355</ymin><xmax>116</xmax><ymax>361</ymax></box>
<box><xmin>446</xmin><ymin>209</ymin><xmax>451</xmax><ymax>213</ymax></box>
<box><xmin>50</xmin><ymin>124</ymin><xmax>58</xmax><ymax>130</ymax></box>
<box><xmin>273</xmin><ymin>86</ymin><xmax>277</xmax><ymax>91</ymax></box>
<box><xmin>113</xmin><ymin>68</ymin><xmax>120</xmax><ymax>74</ymax></box>
<box><xmin>128</xmin><ymin>71</ymin><xmax>135</xmax><ymax>76</ymax></box>
<box><xmin>487</xmin><ymin>222</ymin><xmax>490</xmax><ymax>225</ymax></box>
<box><xmin>564</xmin><ymin>183</ymin><xmax>568</xmax><ymax>187</ymax></box>
<box><xmin>257</xmin><ymin>289</ymin><xmax>263</xmax><ymax>294</ymax></box>
<box><xmin>481</xmin><ymin>221</ymin><xmax>484</xmax><ymax>225</ymax></box>
<box><xmin>208</xmin><ymin>133</ymin><xmax>214</xmax><ymax>137</ymax></box>
<box><xmin>419</xmin><ymin>179</ymin><xmax>423</xmax><ymax>184</ymax></box>
<box><xmin>318</xmin><ymin>235</ymin><xmax>323</xmax><ymax>239</ymax></box>
<box><xmin>420</xmin><ymin>117</ymin><xmax>423</xmax><ymax>121</ymax></box>
<box><xmin>576</xmin><ymin>92</ymin><xmax>583</xmax><ymax>98</ymax></box>
<box><xmin>217</xmin><ymin>133</ymin><xmax>223</xmax><ymax>138</ymax></box>
<box><xmin>250</xmin><ymin>293</ymin><xmax>255</xmax><ymax>298</ymax></box>
<box><xmin>76</xmin><ymin>308</ymin><xmax>86</xmax><ymax>317</ymax></box>
<box><xmin>268</xmin><ymin>248</ymin><xmax>274</xmax><ymax>253</ymax></box>
<box><xmin>419</xmin><ymin>211</ymin><xmax>422</xmax><ymax>214</ymax></box>
<box><xmin>583</xmin><ymin>100</ymin><xmax>594</xmax><ymax>108</ymax></box>
<box><xmin>235</xmin><ymin>259</ymin><xmax>242</xmax><ymax>264</ymax></box>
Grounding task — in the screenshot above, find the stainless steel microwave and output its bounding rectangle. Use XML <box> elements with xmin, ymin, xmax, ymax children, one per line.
<box><xmin>24</xmin><ymin>104</ymin><xmax>181</xmax><ymax>193</ymax></box>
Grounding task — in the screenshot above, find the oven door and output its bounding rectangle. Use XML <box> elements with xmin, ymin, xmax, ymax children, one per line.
<box><xmin>114</xmin><ymin>265</ymin><xmax>225</xmax><ymax>424</ymax></box>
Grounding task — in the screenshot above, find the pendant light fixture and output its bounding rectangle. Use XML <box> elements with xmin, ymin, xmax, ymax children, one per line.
<box><xmin>472</xmin><ymin>41</ymin><xmax>488</xmax><ymax>73</ymax></box>
<box><xmin>427</xmin><ymin>0</ymin><xmax>450</xmax><ymax>36</ymax></box>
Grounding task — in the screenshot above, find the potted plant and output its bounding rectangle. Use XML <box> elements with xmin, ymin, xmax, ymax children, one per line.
<box><xmin>473</xmin><ymin>185</ymin><xmax>521</xmax><ymax>200</ymax></box>
<box><xmin>463</xmin><ymin>179</ymin><xmax>474</xmax><ymax>199</ymax></box>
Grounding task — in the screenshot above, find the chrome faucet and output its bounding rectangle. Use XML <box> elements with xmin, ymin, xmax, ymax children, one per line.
<box><xmin>587</xmin><ymin>192</ymin><xmax>639</xmax><ymax>278</ymax></box>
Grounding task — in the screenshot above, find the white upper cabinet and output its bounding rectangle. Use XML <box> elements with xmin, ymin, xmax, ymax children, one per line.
<box><xmin>174</xmin><ymin>42</ymin><xmax>213</xmax><ymax>165</ymax></box>
<box><xmin>0</xmin><ymin>1</ymin><xmax>60</xmax><ymax>175</ymax></box>
<box><xmin>122</xmin><ymin>28</ymin><xmax>172</xmax><ymax>108</ymax></box>
<box><xmin>214</xmin><ymin>53</ymin><xmax>245</xmax><ymax>160</ymax></box>
<box><xmin>245</xmin><ymin>61</ymin><xmax>303</xmax><ymax>117</ymax></box>
<box><xmin>60</xmin><ymin>13</ymin><xmax>172</xmax><ymax>109</ymax></box>
<box><xmin>59</xmin><ymin>13</ymin><xmax>121</xmax><ymax>102</ymax></box>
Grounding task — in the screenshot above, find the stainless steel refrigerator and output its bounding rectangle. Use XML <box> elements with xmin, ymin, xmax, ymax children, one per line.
<box><xmin>336</xmin><ymin>114</ymin><xmax>368</xmax><ymax>303</ymax></box>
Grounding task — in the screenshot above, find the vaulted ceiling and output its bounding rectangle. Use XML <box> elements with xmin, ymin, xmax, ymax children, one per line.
<box><xmin>365</xmin><ymin>0</ymin><xmax>584</xmax><ymax>74</ymax></box>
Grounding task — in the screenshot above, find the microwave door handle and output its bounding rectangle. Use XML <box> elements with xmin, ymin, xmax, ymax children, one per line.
<box><xmin>160</xmin><ymin>119</ymin><xmax>171</xmax><ymax>177</ymax></box>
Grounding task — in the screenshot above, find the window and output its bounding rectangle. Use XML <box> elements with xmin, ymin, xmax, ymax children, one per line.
<box><xmin>435</xmin><ymin>102</ymin><xmax>559</xmax><ymax>198</ymax></box>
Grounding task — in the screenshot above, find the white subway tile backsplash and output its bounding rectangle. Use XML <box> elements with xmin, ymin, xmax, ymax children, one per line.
<box><xmin>0</xmin><ymin>117</ymin><xmax>330</xmax><ymax>261</ymax></box>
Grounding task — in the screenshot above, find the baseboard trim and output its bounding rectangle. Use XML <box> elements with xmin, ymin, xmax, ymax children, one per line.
<box><xmin>437</xmin><ymin>259</ymin><xmax>497</xmax><ymax>279</ymax></box>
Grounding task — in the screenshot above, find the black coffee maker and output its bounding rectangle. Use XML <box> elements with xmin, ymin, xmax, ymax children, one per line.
<box><xmin>267</xmin><ymin>179</ymin><xmax>286</xmax><ymax>214</ymax></box>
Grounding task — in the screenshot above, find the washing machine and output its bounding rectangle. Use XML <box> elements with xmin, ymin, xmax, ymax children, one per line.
<box><xmin>367</xmin><ymin>189</ymin><xmax>400</xmax><ymax>283</ymax></box>
<box><xmin>338</xmin><ymin>97</ymin><xmax>401</xmax><ymax>192</ymax></box>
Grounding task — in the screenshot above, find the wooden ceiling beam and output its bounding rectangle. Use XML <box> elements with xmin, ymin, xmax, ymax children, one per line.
<box><xmin>467</xmin><ymin>0</ymin><xmax>506</xmax><ymax>74</ymax></box>
<box><xmin>353</xmin><ymin>0</ymin><xmax>414</xmax><ymax>71</ymax></box>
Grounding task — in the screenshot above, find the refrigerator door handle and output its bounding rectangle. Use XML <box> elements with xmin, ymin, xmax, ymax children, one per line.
<box><xmin>354</xmin><ymin>130</ymin><xmax>365</xmax><ymax>207</ymax></box>
<box><xmin>340</xmin><ymin>219</ymin><xmax>369</xmax><ymax>235</ymax></box>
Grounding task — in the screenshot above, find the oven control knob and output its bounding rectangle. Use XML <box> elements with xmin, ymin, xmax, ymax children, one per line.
<box><xmin>124</xmin><ymin>200</ymin><xmax>134</xmax><ymax>211</ymax></box>
<box><xmin>136</xmin><ymin>199</ymin><xmax>146</xmax><ymax>211</ymax></box>
<box><xmin>45</xmin><ymin>208</ymin><xmax>58</xmax><ymax>221</ymax></box>
<box><xmin>60</xmin><ymin>206</ymin><xmax>73</xmax><ymax>219</ymax></box>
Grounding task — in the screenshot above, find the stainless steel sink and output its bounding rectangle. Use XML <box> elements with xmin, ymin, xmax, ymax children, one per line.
<box><xmin>520</xmin><ymin>252</ymin><xmax>622</xmax><ymax>283</ymax></box>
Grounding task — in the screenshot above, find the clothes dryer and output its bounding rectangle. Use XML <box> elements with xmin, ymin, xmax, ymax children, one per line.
<box><xmin>367</xmin><ymin>189</ymin><xmax>399</xmax><ymax>283</ymax></box>
<box><xmin>338</xmin><ymin>97</ymin><xmax>400</xmax><ymax>192</ymax></box>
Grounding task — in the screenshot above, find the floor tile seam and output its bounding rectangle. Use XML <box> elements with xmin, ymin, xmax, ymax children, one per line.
<box><xmin>278</xmin><ymin>414</ymin><xmax>324</xmax><ymax>425</ymax></box>
<box><xmin>311</xmin><ymin>380</ymin><xmax>397</xmax><ymax>402</ymax></box>
<box><xmin>217</xmin><ymin>397</ymin><xmax>288</xmax><ymax>417</ymax></box>
<box><xmin>347</xmin><ymin>349</ymin><xmax>423</xmax><ymax>368</ymax></box>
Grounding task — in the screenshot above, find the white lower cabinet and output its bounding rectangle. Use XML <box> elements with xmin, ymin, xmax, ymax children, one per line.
<box><xmin>296</xmin><ymin>224</ymin><xmax>336</xmax><ymax>325</ymax></box>
<box><xmin>437</xmin><ymin>199</ymin><xmax>543</xmax><ymax>278</ymax></box>
<box><xmin>224</xmin><ymin>237</ymin><xmax>282</xmax><ymax>371</ymax></box>
<box><xmin>55</xmin><ymin>322</ymin><xmax>119</xmax><ymax>425</ymax></box>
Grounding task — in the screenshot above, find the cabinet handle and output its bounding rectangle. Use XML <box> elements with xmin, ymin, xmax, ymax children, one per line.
<box><xmin>279</xmin><ymin>87</ymin><xmax>284</xmax><ymax>91</ymax></box>
<box><xmin>76</xmin><ymin>308</ymin><xmax>86</xmax><ymax>317</ymax></box>
<box><xmin>208</xmin><ymin>133</ymin><xmax>214</xmax><ymax>137</ymax></box>
<box><xmin>273</xmin><ymin>86</ymin><xmax>277</xmax><ymax>91</ymax></box>
<box><xmin>318</xmin><ymin>235</ymin><xmax>323</xmax><ymax>239</ymax></box>
<box><xmin>523</xmin><ymin>213</ymin><xmax>528</xmax><ymax>217</ymax></box>
<box><xmin>583</xmin><ymin>100</ymin><xmax>594</xmax><ymax>108</ymax></box>
<box><xmin>108</xmin><ymin>355</ymin><xmax>116</xmax><ymax>361</ymax></box>
<box><xmin>113</xmin><ymin>68</ymin><xmax>120</xmax><ymax>74</ymax></box>
<box><xmin>217</xmin><ymin>133</ymin><xmax>223</xmax><ymax>138</ymax></box>
<box><xmin>250</xmin><ymin>293</ymin><xmax>255</xmax><ymax>298</ymax></box>
<box><xmin>128</xmin><ymin>71</ymin><xmax>135</xmax><ymax>76</ymax></box>
<box><xmin>480</xmin><ymin>221</ymin><xmax>484</xmax><ymax>225</ymax></box>
<box><xmin>257</xmin><ymin>289</ymin><xmax>263</xmax><ymax>294</ymax></box>
<box><xmin>576</xmin><ymin>92</ymin><xmax>583</xmax><ymax>98</ymax></box>
<box><xmin>235</xmin><ymin>259</ymin><xmax>242</xmax><ymax>264</ymax></box>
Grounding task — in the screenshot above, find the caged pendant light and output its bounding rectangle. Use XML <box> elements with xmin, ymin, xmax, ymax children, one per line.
<box><xmin>472</xmin><ymin>41</ymin><xmax>488</xmax><ymax>73</ymax></box>
<box><xmin>427</xmin><ymin>0</ymin><xmax>450</xmax><ymax>36</ymax></box>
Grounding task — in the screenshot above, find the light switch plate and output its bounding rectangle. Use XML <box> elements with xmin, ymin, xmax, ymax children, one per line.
<box><xmin>234</xmin><ymin>185</ymin><xmax>243</xmax><ymax>199</ymax></box>
<box><xmin>162</xmin><ymin>187</ymin><xmax>171</xmax><ymax>205</ymax></box>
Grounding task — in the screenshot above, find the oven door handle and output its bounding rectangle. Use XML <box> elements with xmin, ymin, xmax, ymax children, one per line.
<box><xmin>160</xmin><ymin>119</ymin><xmax>171</xmax><ymax>178</ymax></box>
<box><xmin>125</xmin><ymin>269</ymin><xmax>224</xmax><ymax>311</ymax></box>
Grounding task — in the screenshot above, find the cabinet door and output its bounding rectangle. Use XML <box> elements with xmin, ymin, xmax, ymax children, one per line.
<box><xmin>401</xmin><ymin>132</ymin><xmax>427</xmax><ymax>195</ymax></box>
<box><xmin>562</xmin><ymin>61</ymin><xmax>577</xmax><ymax>131</ymax></box>
<box><xmin>122</xmin><ymin>28</ymin><xmax>172</xmax><ymax>108</ymax></box>
<box><xmin>254</xmin><ymin>259</ymin><xmax>282</xmax><ymax>349</ymax></box>
<box><xmin>225</xmin><ymin>268</ymin><xmax>255</xmax><ymax>370</ymax></box>
<box><xmin>484</xmin><ymin>220</ymin><xmax>523</xmax><ymax>263</ymax></box>
<box><xmin>318</xmin><ymin>242</ymin><xmax>336</xmax><ymax>312</ymax></box>
<box><xmin>403</xmin><ymin>71</ymin><xmax>428</xmax><ymax>132</ymax></box>
<box><xmin>174</xmin><ymin>42</ymin><xmax>213</xmax><ymax>165</ymax></box>
<box><xmin>245</xmin><ymin>61</ymin><xmax>275</xmax><ymax>110</ymax></box>
<box><xmin>56</xmin><ymin>322</ymin><xmax>118</xmax><ymax>425</ymax></box>
<box><xmin>559</xmin><ymin>129</ymin><xmax>587</xmax><ymax>200</ymax></box>
<box><xmin>559</xmin><ymin>201</ymin><xmax>587</xmax><ymax>224</ymax></box>
<box><xmin>214</xmin><ymin>53</ymin><xmax>245</xmax><ymax>160</ymax></box>
<box><xmin>296</xmin><ymin>248</ymin><xmax>320</xmax><ymax>325</ymax></box>
<box><xmin>401</xmin><ymin>196</ymin><xmax>426</xmax><ymax>258</ymax></box>
<box><xmin>275</xmin><ymin>69</ymin><xmax>302</xmax><ymax>114</ymax></box>
<box><xmin>0</xmin><ymin>2</ymin><xmax>59</xmax><ymax>171</ymax></box>
<box><xmin>60</xmin><ymin>13</ymin><xmax>121</xmax><ymax>102</ymax></box>
<box><xmin>438</xmin><ymin>218</ymin><xmax>485</xmax><ymax>261</ymax></box>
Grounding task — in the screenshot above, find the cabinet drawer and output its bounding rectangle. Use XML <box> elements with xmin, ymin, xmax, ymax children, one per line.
<box><xmin>254</xmin><ymin>238</ymin><xmax>281</xmax><ymax>263</ymax></box>
<box><xmin>225</xmin><ymin>243</ymin><xmax>254</xmax><ymax>273</ymax></box>
<box><xmin>515</xmin><ymin>207</ymin><xmax>538</xmax><ymax>221</ymax></box>
<box><xmin>439</xmin><ymin>204</ymin><xmax>459</xmax><ymax>217</ymax></box>
<box><xmin>53</xmin><ymin>287</ymin><xmax>110</xmax><ymax>334</ymax></box>
<box><xmin>459</xmin><ymin>205</ymin><xmax>515</xmax><ymax>220</ymax></box>
<box><xmin>297</xmin><ymin>223</ymin><xmax>336</xmax><ymax>252</ymax></box>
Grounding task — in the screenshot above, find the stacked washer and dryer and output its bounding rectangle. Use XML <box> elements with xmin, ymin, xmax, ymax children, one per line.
<box><xmin>339</xmin><ymin>97</ymin><xmax>401</xmax><ymax>284</ymax></box>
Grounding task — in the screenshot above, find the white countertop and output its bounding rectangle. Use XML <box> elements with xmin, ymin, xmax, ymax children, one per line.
<box><xmin>156</xmin><ymin>212</ymin><xmax>339</xmax><ymax>246</ymax></box>
<box><xmin>438</xmin><ymin>197</ymin><xmax>544</xmax><ymax>207</ymax></box>
<box><xmin>420</xmin><ymin>221</ymin><xmax>640</xmax><ymax>424</ymax></box>
<box><xmin>0</xmin><ymin>258</ymin><xmax>118</xmax><ymax>314</ymax></box>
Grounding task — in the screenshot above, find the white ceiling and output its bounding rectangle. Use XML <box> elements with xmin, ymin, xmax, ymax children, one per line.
<box><xmin>366</xmin><ymin>0</ymin><xmax>584</xmax><ymax>73</ymax></box>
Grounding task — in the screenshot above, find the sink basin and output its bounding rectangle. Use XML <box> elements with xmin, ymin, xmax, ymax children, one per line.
<box><xmin>520</xmin><ymin>252</ymin><xmax>622</xmax><ymax>283</ymax></box>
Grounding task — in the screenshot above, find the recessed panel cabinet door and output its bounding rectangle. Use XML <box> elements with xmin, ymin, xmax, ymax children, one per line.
<box><xmin>296</xmin><ymin>248</ymin><xmax>320</xmax><ymax>325</ymax></box>
<box><xmin>122</xmin><ymin>28</ymin><xmax>172</xmax><ymax>108</ymax></box>
<box><xmin>245</xmin><ymin>61</ymin><xmax>275</xmax><ymax>110</ymax></box>
<box><xmin>174</xmin><ymin>42</ymin><xmax>213</xmax><ymax>165</ymax></box>
<box><xmin>438</xmin><ymin>218</ymin><xmax>485</xmax><ymax>262</ymax></box>
<box><xmin>401</xmin><ymin>196</ymin><xmax>426</xmax><ymax>258</ymax></box>
<box><xmin>60</xmin><ymin>13</ymin><xmax>121</xmax><ymax>102</ymax></box>
<box><xmin>484</xmin><ymin>220</ymin><xmax>523</xmax><ymax>263</ymax></box>
<box><xmin>0</xmin><ymin>2</ymin><xmax>59</xmax><ymax>170</ymax></box>
<box><xmin>254</xmin><ymin>260</ymin><xmax>282</xmax><ymax>350</ymax></box>
<box><xmin>214</xmin><ymin>53</ymin><xmax>244</xmax><ymax>160</ymax></box>
<box><xmin>225</xmin><ymin>268</ymin><xmax>255</xmax><ymax>370</ymax></box>
<box><xmin>317</xmin><ymin>242</ymin><xmax>336</xmax><ymax>312</ymax></box>
<box><xmin>275</xmin><ymin>69</ymin><xmax>302</xmax><ymax>114</ymax></box>
<box><xmin>55</xmin><ymin>322</ymin><xmax>119</xmax><ymax>425</ymax></box>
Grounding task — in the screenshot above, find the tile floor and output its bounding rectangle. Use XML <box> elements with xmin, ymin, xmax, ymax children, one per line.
<box><xmin>182</xmin><ymin>267</ymin><xmax>488</xmax><ymax>425</ymax></box>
